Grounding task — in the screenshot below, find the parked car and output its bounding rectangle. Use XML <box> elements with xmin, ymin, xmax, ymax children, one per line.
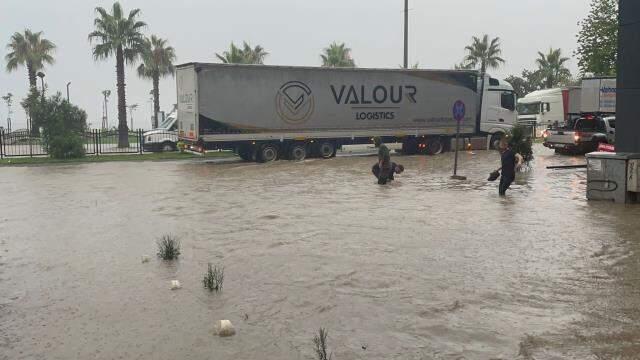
<box><xmin>143</xmin><ymin>112</ymin><xmax>178</xmax><ymax>152</ymax></box>
<box><xmin>543</xmin><ymin>115</ymin><xmax>615</xmax><ymax>154</ymax></box>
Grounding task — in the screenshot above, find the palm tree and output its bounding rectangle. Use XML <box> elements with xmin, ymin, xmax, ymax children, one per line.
<box><xmin>463</xmin><ymin>34</ymin><xmax>505</xmax><ymax>74</ymax></box>
<box><xmin>137</xmin><ymin>35</ymin><xmax>176</xmax><ymax>128</ymax></box>
<box><xmin>88</xmin><ymin>2</ymin><xmax>146</xmax><ymax>147</ymax></box>
<box><xmin>5</xmin><ymin>29</ymin><xmax>56</xmax><ymax>90</ymax></box>
<box><xmin>240</xmin><ymin>42</ymin><xmax>268</xmax><ymax>64</ymax></box>
<box><xmin>215</xmin><ymin>41</ymin><xmax>268</xmax><ymax>64</ymax></box>
<box><xmin>321</xmin><ymin>42</ymin><xmax>356</xmax><ymax>68</ymax></box>
<box><xmin>535</xmin><ymin>48</ymin><xmax>571</xmax><ymax>89</ymax></box>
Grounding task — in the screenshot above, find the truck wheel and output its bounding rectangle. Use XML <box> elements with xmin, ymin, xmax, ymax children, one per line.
<box><xmin>161</xmin><ymin>141</ymin><xmax>176</xmax><ymax>152</ymax></box>
<box><xmin>289</xmin><ymin>144</ymin><xmax>307</xmax><ymax>161</ymax></box>
<box><xmin>318</xmin><ymin>142</ymin><xmax>335</xmax><ymax>159</ymax></box>
<box><xmin>401</xmin><ymin>137</ymin><xmax>418</xmax><ymax>155</ymax></box>
<box><xmin>426</xmin><ymin>138</ymin><xmax>444</xmax><ymax>155</ymax></box>
<box><xmin>258</xmin><ymin>143</ymin><xmax>279</xmax><ymax>163</ymax></box>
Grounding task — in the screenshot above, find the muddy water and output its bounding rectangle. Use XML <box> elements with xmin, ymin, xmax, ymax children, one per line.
<box><xmin>1</xmin><ymin>145</ymin><xmax>640</xmax><ymax>359</ymax></box>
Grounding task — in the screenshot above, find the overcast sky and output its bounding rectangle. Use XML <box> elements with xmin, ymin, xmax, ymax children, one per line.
<box><xmin>0</xmin><ymin>0</ymin><xmax>591</xmax><ymax>130</ymax></box>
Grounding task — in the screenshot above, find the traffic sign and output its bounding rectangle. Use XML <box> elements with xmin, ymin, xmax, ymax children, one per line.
<box><xmin>452</xmin><ymin>100</ymin><xmax>465</xmax><ymax>122</ymax></box>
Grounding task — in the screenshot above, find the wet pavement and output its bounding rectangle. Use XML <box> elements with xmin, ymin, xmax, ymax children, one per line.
<box><xmin>1</xmin><ymin>144</ymin><xmax>639</xmax><ymax>359</ymax></box>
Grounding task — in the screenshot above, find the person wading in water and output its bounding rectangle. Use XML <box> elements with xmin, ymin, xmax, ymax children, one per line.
<box><xmin>373</xmin><ymin>137</ymin><xmax>392</xmax><ymax>185</ymax></box>
<box><xmin>496</xmin><ymin>139</ymin><xmax>517</xmax><ymax>196</ymax></box>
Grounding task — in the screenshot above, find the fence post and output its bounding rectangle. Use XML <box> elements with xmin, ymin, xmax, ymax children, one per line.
<box><xmin>139</xmin><ymin>129</ymin><xmax>143</xmax><ymax>154</ymax></box>
<box><xmin>29</xmin><ymin>130</ymin><xmax>33</xmax><ymax>158</ymax></box>
<box><xmin>0</xmin><ymin>130</ymin><xmax>4</xmax><ymax>160</ymax></box>
<box><xmin>95</xmin><ymin>129</ymin><xmax>99</xmax><ymax>156</ymax></box>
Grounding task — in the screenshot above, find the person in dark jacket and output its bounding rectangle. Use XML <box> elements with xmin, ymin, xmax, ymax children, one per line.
<box><xmin>373</xmin><ymin>137</ymin><xmax>392</xmax><ymax>184</ymax></box>
<box><xmin>497</xmin><ymin>140</ymin><xmax>516</xmax><ymax>196</ymax></box>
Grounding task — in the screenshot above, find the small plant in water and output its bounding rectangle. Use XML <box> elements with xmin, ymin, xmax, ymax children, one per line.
<box><xmin>202</xmin><ymin>263</ymin><xmax>224</xmax><ymax>292</ymax></box>
<box><xmin>156</xmin><ymin>234</ymin><xmax>181</xmax><ymax>260</ymax></box>
<box><xmin>313</xmin><ymin>327</ymin><xmax>332</xmax><ymax>360</ymax></box>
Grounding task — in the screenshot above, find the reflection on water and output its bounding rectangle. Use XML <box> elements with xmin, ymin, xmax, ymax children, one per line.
<box><xmin>1</xmin><ymin>145</ymin><xmax>639</xmax><ymax>359</ymax></box>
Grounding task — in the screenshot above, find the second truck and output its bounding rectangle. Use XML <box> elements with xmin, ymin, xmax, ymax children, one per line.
<box><xmin>177</xmin><ymin>63</ymin><xmax>518</xmax><ymax>162</ymax></box>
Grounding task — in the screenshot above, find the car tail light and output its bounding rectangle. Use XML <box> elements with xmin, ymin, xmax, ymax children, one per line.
<box><xmin>574</xmin><ymin>133</ymin><xmax>581</xmax><ymax>142</ymax></box>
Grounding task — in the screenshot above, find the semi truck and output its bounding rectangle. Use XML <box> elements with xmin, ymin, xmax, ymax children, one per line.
<box><xmin>176</xmin><ymin>63</ymin><xmax>517</xmax><ymax>162</ymax></box>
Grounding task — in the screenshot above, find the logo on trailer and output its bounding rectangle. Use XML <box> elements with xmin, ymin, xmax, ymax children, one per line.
<box><xmin>276</xmin><ymin>81</ymin><xmax>315</xmax><ymax>124</ymax></box>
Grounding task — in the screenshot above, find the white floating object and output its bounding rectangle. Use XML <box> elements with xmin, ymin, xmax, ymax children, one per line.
<box><xmin>217</xmin><ymin>320</ymin><xmax>236</xmax><ymax>337</ymax></box>
<box><xmin>141</xmin><ymin>255</ymin><xmax>150</xmax><ymax>263</ymax></box>
<box><xmin>170</xmin><ymin>280</ymin><xmax>181</xmax><ymax>290</ymax></box>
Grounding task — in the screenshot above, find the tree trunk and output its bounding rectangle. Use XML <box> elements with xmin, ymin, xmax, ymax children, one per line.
<box><xmin>153</xmin><ymin>73</ymin><xmax>160</xmax><ymax>129</ymax></box>
<box><xmin>116</xmin><ymin>46</ymin><xmax>129</xmax><ymax>148</ymax></box>
<box><xmin>26</xmin><ymin>61</ymin><xmax>39</xmax><ymax>136</ymax></box>
<box><xmin>27</xmin><ymin>62</ymin><xmax>37</xmax><ymax>89</ymax></box>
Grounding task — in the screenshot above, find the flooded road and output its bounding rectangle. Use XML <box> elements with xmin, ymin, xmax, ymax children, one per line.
<box><xmin>1</xmin><ymin>145</ymin><xmax>640</xmax><ymax>359</ymax></box>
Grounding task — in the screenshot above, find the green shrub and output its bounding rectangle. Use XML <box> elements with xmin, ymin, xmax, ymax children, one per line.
<box><xmin>202</xmin><ymin>263</ymin><xmax>224</xmax><ymax>292</ymax></box>
<box><xmin>508</xmin><ymin>124</ymin><xmax>534</xmax><ymax>163</ymax></box>
<box><xmin>157</xmin><ymin>234</ymin><xmax>181</xmax><ymax>260</ymax></box>
<box><xmin>49</xmin><ymin>134</ymin><xmax>85</xmax><ymax>159</ymax></box>
<box><xmin>24</xmin><ymin>92</ymin><xmax>88</xmax><ymax>159</ymax></box>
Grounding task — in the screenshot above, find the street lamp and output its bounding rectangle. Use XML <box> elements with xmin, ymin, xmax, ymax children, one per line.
<box><xmin>66</xmin><ymin>82</ymin><xmax>71</xmax><ymax>102</ymax></box>
<box><xmin>102</xmin><ymin>90</ymin><xmax>111</xmax><ymax>129</ymax></box>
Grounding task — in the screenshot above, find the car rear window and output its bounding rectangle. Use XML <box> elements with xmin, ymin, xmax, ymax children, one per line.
<box><xmin>608</xmin><ymin>120</ymin><xmax>615</xmax><ymax>129</ymax></box>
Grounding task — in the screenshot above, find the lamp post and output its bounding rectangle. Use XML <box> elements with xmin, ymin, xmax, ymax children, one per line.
<box><xmin>66</xmin><ymin>82</ymin><xmax>71</xmax><ymax>102</ymax></box>
<box><xmin>102</xmin><ymin>90</ymin><xmax>111</xmax><ymax>129</ymax></box>
<box><xmin>403</xmin><ymin>0</ymin><xmax>409</xmax><ymax>69</ymax></box>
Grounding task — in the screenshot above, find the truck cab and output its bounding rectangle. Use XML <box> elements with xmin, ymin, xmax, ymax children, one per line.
<box><xmin>517</xmin><ymin>88</ymin><xmax>566</xmax><ymax>134</ymax></box>
<box><xmin>480</xmin><ymin>76</ymin><xmax>518</xmax><ymax>148</ymax></box>
<box><xmin>143</xmin><ymin>109</ymin><xmax>179</xmax><ymax>152</ymax></box>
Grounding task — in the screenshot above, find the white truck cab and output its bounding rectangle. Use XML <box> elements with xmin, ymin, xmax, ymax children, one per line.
<box><xmin>517</xmin><ymin>88</ymin><xmax>566</xmax><ymax>133</ymax></box>
<box><xmin>143</xmin><ymin>108</ymin><xmax>179</xmax><ymax>152</ymax></box>
<box><xmin>480</xmin><ymin>76</ymin><xmax>518</xmax><ymax>147</ymax></box>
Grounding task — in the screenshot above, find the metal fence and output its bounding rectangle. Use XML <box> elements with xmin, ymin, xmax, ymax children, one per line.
<box><xmin>0</xmin><ymin>129</ymin><xmax>149</xmax><ymax>159</ymax></box>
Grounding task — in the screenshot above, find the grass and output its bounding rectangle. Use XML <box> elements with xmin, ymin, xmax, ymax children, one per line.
<box><xmin>202</xmin><ymin>263</ymin><xmax>224</xmax><ymax>292</ymax></box>
<box><xmin>156</xmin><ymin>234</ymin><xmax>181</xmax><ymax>260</ymax></box>
<box><xmin>0</xmin><ymin>151</ymin><xmax>234</xmax><ymax>166</ymax></box>
<box><xmin>313</xmin><ymin>328</ymin><xmax>332</xmax><ymax>360</ymax></box>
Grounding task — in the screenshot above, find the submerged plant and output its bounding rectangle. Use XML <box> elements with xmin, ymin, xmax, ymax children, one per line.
<box><xmin>202</xmin><ymin>263</ymin><xmax>224</xmax><ymax>292</ymax></box>
<box><xmin>313</xmin><ymin>327</ymin><xmax>332</xmax><ymax>360</ymax></box>
<box><xmin>156</xmin><ymin>234</ymin><xmax>181</xmax><ymax>260</ymax></box>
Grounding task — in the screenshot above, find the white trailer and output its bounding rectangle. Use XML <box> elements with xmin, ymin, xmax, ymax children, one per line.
<box><xmin>177</xmin><ymin>63</ymin><xmax>517</xmax><ymax>162</ymax></box>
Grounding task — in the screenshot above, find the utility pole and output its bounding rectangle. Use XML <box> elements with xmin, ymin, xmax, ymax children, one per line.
<box><xmin>2</xmin><ymin>93</ymin><xmax>13</xmax><ymax>133</ymax></box>
<box><xmin>128</xmin><ymin>104</ymin><xmax>138</xmax><ymax>130</ymax></box>
<box><xmin>66</xmin><ymin>82</ymin><xmax>71</xmax><ymax>102</ymax></box>
<box><xmin>403</xmin><ymin>0</ymin><xmax>409</xmax><ymax>69</ymax></box>
<box><xmin>102</xmin><ymin>90</ymin><xmax>111</xmax><ymax>130</ymax></box>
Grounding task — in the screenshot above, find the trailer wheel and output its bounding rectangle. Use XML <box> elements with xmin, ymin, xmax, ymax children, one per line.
<box><xmin>401</xmin><ymin>137</ymin><xmax>418</xmax><ymax>155</ymax></box>
<box><xmin>289</xmin><ymin>144</ymin><xmax>307</xmax><ymax>161</ymax></box>
<box><xmin>258</xmin><ymin>143</ymin><xmax>279</xmax><ymax>162</ymax></box>
<box><xmin>318</xmin><ymin>141</ymin><xmax>336</xmax><ymax>159</ymax></box>
<box><xmin>426</xmin><ymin>138</ymin><xmax>444</xmax><ymax>155</ymax></box>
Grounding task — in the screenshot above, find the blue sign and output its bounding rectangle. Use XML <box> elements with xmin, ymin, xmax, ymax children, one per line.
<box><xmin>452</xmin><ymin>100</ymin><xmax>466</xmax><ymax>122</ymax></box>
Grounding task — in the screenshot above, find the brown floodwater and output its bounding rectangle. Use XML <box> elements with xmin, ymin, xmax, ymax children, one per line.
<box><xmin>1</xmin><ymin>145</ymin><xmax>640</xmax><ymax>360</ymax></box>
